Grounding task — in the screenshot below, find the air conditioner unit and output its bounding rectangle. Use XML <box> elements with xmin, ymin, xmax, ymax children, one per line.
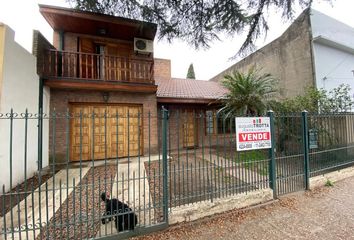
<box><xmin>134</xmin><ymin>38</ymin><xmax>154</xmax><ymax>54</ymax></box>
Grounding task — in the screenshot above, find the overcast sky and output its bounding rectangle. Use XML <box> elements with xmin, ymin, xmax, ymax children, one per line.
<box><xmin>0</xmin><ymin>0</ymin><xmax>353</xmax><ymax>80</ymax></box>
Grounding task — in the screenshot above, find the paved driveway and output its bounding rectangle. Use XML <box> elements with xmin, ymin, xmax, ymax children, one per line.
<box><xmin>134</xmin><ymin>176</ymin><xmax>354</xmax><ymax>239</ymax></box>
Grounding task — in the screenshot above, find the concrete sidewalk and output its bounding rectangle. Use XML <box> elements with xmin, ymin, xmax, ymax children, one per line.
<box><xmin>97</xmin><ymin>155</ymin><xmax>158</xmax><ymax>237</ymax></box>
<box><xmin>134</xmin><ymin>176</ymin><xmax>354</xmax><ymax>240</ymax></box>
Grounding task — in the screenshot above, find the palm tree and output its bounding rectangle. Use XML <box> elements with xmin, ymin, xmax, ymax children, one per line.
<box><xmin>219</xmin><ymin>66</ymin><xmax>277</xmax><ymax>117</ymax></box>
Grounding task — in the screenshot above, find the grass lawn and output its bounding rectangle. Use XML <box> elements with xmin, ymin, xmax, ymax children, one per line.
<box><xmin>232</xmin><ymin>150</ymin><xmax>269</xmax><ymax>176</ymax></box>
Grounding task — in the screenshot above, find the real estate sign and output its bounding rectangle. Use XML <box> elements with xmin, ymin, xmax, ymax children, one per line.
<box><xmin>235</xmin><ymin>117</ymin><xmax>272</xmax><ymax>151</ymax></box>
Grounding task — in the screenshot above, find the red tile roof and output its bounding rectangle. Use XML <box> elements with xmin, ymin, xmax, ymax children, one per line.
<box><xmin>156</xmin><ymin>77</ymin><xmax>228</xmax><ymax>100</ymax></box>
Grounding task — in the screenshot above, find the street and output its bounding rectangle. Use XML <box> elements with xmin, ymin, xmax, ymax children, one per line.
<box><xmin>134</xmin><ymin>176</ymin><xmax>354</xmax><ymax>239</ymax></box>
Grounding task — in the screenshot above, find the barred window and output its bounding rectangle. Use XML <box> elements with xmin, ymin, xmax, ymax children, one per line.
<box><xmin>206</xmin><ymin>110</ymin><xmax>214</xmax><ymax>134</ymax></box>
<box><xmin>217</xmin><ymin>116</ymin><xmax>235</xmax><ymax>134</ymax></box>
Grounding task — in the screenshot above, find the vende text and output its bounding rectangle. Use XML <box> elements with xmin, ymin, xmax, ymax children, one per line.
<box><xmin>238</xmin><ymin>132</ymin><xmax>270</xmax><ymax>142</ymax></box>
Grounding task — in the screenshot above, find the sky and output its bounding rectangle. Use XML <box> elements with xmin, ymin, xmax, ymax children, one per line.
<box><xmin>0</xmin><ymin>0</ymin><xmax>353</xmax><ymax>80</ymax></box>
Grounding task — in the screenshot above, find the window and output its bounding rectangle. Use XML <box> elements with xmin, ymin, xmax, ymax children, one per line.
<box><xmin>217</xmin><ymin>117</ymin><xmax>235</xmax><ymax>134</ymax></box>
<box><xmin>96</xmin><ymin>44</ymin><xmax>105</xmax><ymax>79</ymax></box>
<box><xmin>205</xmin><ymin>110</ymin><xmax>236</xmax><ymax>135</ymax></box>
<box><xmin>205</xmin><ymin>110</ymin><xmax>214</xmax><ymax>134</ymax></box>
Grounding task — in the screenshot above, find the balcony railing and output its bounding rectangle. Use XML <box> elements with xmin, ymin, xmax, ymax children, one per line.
<box><xmin>41</xmin><ymin>49</ymin><xmax>154</xmax><ymax>84</ymax></box>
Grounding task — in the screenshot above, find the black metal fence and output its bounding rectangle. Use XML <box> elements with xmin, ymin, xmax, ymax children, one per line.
<box><xmin>308</xmin><ymin>113</ymin><xmax>354</xmax><ymax>176</ymax></box>
<box><xmin>1</xmin><ymin>110</ymin><xmax>354</xmax><ymax>239</ymax></box>
<box><xmin>164</xmin><ymin>110</ymin><xmax>272</xmax><ymax>207</ymax></box>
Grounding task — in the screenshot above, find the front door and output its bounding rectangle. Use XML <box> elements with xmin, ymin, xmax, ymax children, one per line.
<box><xmin>70</xmin><ymin>104</ymin><xmax>143</xmax><ymax>161</ymax></box>
<box><xmin>183</xmin><ymin>110</ymin><xmax>198</xmax><ymax>148</ymax></box>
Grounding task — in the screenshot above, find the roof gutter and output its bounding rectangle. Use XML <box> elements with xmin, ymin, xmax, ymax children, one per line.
<box><xmin>313</xmin><ymin>35</ymin><xmax>354</xmax><ymax>54</ymax></box>
<box><xmin>157</xmin><ymin>97</ymin><xmax>223</xmax><ymax>104</ymax></box>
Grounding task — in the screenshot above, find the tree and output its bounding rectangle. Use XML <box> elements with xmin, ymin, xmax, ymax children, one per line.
<box><xmin>271</xmin><ymin>84</ymin><xmax>354</xmax><ymax>113</ymax></box>
<box><xmin>326</xmin><ymin>84</ymin><xmax>353</xmax><ymax>112</ymax></box>
<box><xmin>186</xmin><ymin>63</ymin><xmax>196</xmax><ymax>79</ymax></box>
<box><xmin>67</xmin><ymin>0</ymin><xmax>328</xmax><ymax>56</ymax></box>
<box><xmin>219</xmin><ymin>67</ymin><xmax>277</xmax><ymax>116</ymax></box>
<box><xmin>269</xmin><ymin>87</ymin><xmax>327</xmax><ymax>113</ymax></box>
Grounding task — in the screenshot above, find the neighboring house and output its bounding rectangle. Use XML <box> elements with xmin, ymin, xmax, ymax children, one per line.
<box><xmin>210</xmin><ymin>8</ymin><xmax>354</xmax><ymax>100</ymax></box>
<box><xmin>0</xmin><ymin>23</ymin><xmax>49</xmax><ymax>191</ymax></box>
<box><xmin>154</xmin><ymin>59</ymin><xmax>228</xmax><ymax>150</ymax></box>
<box><xmin>311</xmin><ymin>9</ymin><xmax>354</xmax><ymax>93</ymax></box>
<box><xmin>35</xmin><ymin>5</ymin><xmax>228</xmax><ymax>163</ymax></box>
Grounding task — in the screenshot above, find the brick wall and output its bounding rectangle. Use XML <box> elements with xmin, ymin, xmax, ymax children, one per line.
<box><xmin>32</xmin><ymin>30</ymin><xmax>55</xmax><ymax>75</ymax></box>
<box><xmin>64</xmin><ymin>33</ymin><xmax>78</xmax><ymax>52</ymax></box>
<box><xmin>52</xmin><ymin>31</ymin><xmax>80</xmax><ymax>51</ymax></box>
<box><xmin>53</xmin><ymin>31</ymin><xmax>60</xmax><ymax>49</ymax></box>
<box><xmin>158</xmin><ymin>104</ymin><xmax>233</xmax><ymax>152</ymax></box>
<box><xmin>154</xmin><ymin>58</ymin><xmax>171</xmax><ymax>79</ymax></box>
<box><xmin>49</xmin><ymin>89</ymin><xmax>158</xmax><ymax>163</ymax></box>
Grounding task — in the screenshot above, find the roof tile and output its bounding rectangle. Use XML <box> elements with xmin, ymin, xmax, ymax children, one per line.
<box><xmin>156</xmin><ymin>77</ymin><xmax>228</xmax><ymax>99</ymax></box>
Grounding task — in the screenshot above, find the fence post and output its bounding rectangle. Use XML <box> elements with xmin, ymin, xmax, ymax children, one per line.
<box><xmin>267</xmin><ymin>110</ymin><xmax>277</xmax><ymax>199</ymax></box>
<box><xmin>302</xmin><ymin>110</ymin><xmax>310</xmax><ymax>190</ymax></box>
<box><xmin>162</xmin><ymin>106</ymin><xmax>169</xmax><ymax>224</ymax></box>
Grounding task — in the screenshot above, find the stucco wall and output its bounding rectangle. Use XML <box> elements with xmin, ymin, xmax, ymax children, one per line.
<box><xmin>310</xmin><ymin>9</ymin><xmax>354</xmax><ymax>49</ymax></box>
<box><xmin>0</xmin><ymin>25</ymin><xmax>49</xmax><ymax>192</ymax></box>
<box><xmin>0</xmin><ymin>24</ymin><xmax>5</xmax><ymax>105</ymax></box>
<box><xmin>312</xmin><ymin>42</ymin><xmax>354</xmax><ymax>95</ymax></box>
<box><xmin>310</xmin><ymin>9</ymin><xmax>354</xmax><ymax>99</ymax></box>
<box><xmin>210</xmin><ymin>10</ymin><xmax>315</xmax><ymax>99</ymax></box>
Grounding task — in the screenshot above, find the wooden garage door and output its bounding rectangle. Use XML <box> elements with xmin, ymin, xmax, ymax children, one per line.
<box><xmin>70</xmin><ymin>104</ymin><xmax>143</xmax><ymax>161</ymax></box>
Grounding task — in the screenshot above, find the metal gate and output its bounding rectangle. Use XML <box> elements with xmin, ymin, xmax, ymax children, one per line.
<box><xmin>274</xmin><ymin>113</ymin><xmax>306</xmax><ymax>196</ymax></box>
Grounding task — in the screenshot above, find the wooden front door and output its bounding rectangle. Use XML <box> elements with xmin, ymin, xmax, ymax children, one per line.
<box><xmin>70</xmin><ymin>104</ymin><xmax>143</xmax><ymax>161</ymax></box>
<box><xmin>183</xmin><ymin>110</ymin><xmax>198</xmax><ymax>148</ymax></box>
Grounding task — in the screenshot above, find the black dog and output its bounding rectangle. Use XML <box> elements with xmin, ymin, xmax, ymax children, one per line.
<box><xmin>100</xmin><ymin>192</ymin><xmax>138</xmax><ymax>232</ymax></box>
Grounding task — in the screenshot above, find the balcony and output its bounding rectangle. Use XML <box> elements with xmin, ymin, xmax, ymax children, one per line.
<box><xmin>40</xmin><ymin>49</ymin><xmax>155</xmax><ymax>91</ymax></box>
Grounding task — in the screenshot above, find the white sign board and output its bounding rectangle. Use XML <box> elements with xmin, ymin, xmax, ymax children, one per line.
<box><xmin>235</xmin><ymin>117</ymin><xmax>272</xmax><ymax>151</ymax></box>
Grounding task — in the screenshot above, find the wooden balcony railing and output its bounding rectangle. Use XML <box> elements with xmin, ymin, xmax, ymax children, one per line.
<box><xmin>41</xmin><ymin>49</ymin><xmax>154</xmax><ymax>84</ymax></box>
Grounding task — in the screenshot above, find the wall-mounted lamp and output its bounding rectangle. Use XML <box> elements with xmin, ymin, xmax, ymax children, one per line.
<box><xmin>98</xmin><ymin>28</ymin><xmax>107</xmax><ymax>35</ymax></box>
<box><xmin>102</xmin><ymin>92</ymin><xmax>110</xmax><ymax>103</ymax></box>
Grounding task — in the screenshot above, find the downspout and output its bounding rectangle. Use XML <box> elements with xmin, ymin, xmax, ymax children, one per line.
<box><xmin>59</xmin><ymin>30</ymin><xmax>64</xmax><ymax>51</ymax></box>
<box><xmin>308</xmin><ymin>8</ymin><xmax>317</xmax><ymax>88</ymax></box>
<box><xmin>38</xmin><ymin>77</ymin><xmax>44</xmax><ymax>170</ymax></box>
<box><xmin>40</xmin><ymin>30</ymin><xmax>64</xmax><ymax>170</ymax></box>
<box><xmin>58</xmin><ymin>30</ymin><xmax>64</xmax><ymax>76</ymax></box>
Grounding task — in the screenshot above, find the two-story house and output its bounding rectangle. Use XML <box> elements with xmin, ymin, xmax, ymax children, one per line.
<box><xmin>35</xmin><ymin>5</ymin><xmax>228</xmax><ymax>163</ymax></box>
<box><xmin>36</xmin><ymin>5</ymin><xmax>159</xmax><ymax>163</ymax></box>
<box><xmin>34</xmin><ymin>5</ymin><xmax>225</xmax><ymax>165</ymax></box>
